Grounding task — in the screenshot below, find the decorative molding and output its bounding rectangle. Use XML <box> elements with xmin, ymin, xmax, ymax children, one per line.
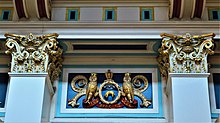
<box><xmin>169</xmin><ymin>73</ymin><xmax>210</xmax><ymax>78</ymax></box>
<box><xmin>13</xmin><ymin>0</ymin><xmax>51</xmax><ymax>19</ymax></box>
<box><xmin>0</xmin><ymin>21</ymin><xmax>219</xmax><ymax>39</ymax></box>
<box><xmin>5</xmin><ymin>33</ymin><xmax>63</xmax><ymax>82</ymax></box>
<box><xmin>36</xmin><ymin>0</ymin><xmax>51</xmax><ymax>19</ymax></box>
<box><xmin>59</xmin><ymin>68</ymin><xmax>160</xmax><ymax>115</ymax></box>
<box><xmin>191</xmin><ymin>0</ymin><xmax>206</xmax><ymax>18</ymax></box>
<box><xmin>169</xmin><ymin>0</ymin><xmax>207</xmax><ymax>19</ymax></box>
<box><xmin>169</xmin><ymin>0</ymin><xmax>183</xmax><ymax>18</ymax></box>
<box><xmin>158</xmin><ymin>33</ymin><xmax>215</xmax><ymax>79</ymax></box>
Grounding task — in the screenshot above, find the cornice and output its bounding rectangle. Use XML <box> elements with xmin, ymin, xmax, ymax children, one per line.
<box><xmin>0</xmin><ymin>21</ymin><xmax>219</xmax><ymax>39</ymax></box>
<box><xmin>0</xmin><ymin>21</ymin><xmax>219</xmax><ymax>28</ymax></box>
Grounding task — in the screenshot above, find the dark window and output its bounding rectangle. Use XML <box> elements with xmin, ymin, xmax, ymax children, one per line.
<box><xmin>0</xmin><ymin>73</ymin><xmax>9</xmax><ymax>108</ymax></box>
<box><xmin>73</xmin><ymin>44</ymin><xmax>147</xmax><ymax>50</ymax></box>
<box><xmin>213</xmin><ymin>73</ymin><xmax>220</xmax><ymax>109</ymax></box>
<box><xmin>107</xmin><ymin>11</ymin><xmax>113</xmax><ymax>20</ymax></box>
<box><xmin>212</xmin><ymin>11</ymin><xmax>219</xmax><ymax>20</ymax></box>
<box><xmin>3</xmin><ymin>11</ymin><xmax>9</xmax><ymax>20</ymax></box>
<box><xmin>70</xmin><ymin>11</ymin><xmax>76</xmax><ymax>20</ymax></box>
<box><xmin>144</xmin><ymin>11</ymin><xmax>150</xmax><ymax>19</ymax></box>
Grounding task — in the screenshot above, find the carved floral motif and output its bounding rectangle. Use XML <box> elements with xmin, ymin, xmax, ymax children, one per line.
<box><xmin>5</xmin><ymin>33</ymin><xmax>63</xmax><ymax>82</ymax></box>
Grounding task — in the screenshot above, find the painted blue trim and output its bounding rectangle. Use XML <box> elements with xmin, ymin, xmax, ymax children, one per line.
<box><xmin>157</xmin><ymin>68</ymin><xmax>164</xmax><ymax>117</ymax></box>
<box><xmin>0</xmin><ymin>10</ymin><xmax>11</xmax><ymax>21</ymax></box>
<box><xmin>67</xmin><ymin>9</ymin><xmax>78</xmax><ymax>21</ymax></box>
<box><xmin>209</xmin><ymin>9</ymin><xmax>220</xmax><ymax>21</ymax></box>
<box><xmin>55</xmin><ymin>65</ymin><xmax>164</xmax><ymax>118</ymax></box>
<box><xmin>141</xmin><ymin>8</ymin><xmax>153</xmax><ymax>21</ymax></box>
<box><xmin>0</xmin><ymin>112</ymin><xmax>5</xmax><ymax>117</ymax></box>
<box><xmin>211</xmin><ymin>113</ymin><xmax>220</xmax><ymax>118</ymax></box>
<box><xmin>105</xmin><ymin>9</ymin><xmax>116</xmax><ymax>21</ymax></box>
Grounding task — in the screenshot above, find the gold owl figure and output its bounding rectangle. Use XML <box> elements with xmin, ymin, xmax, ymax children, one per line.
<box><xmin>85</xmin><ymin>73</ymin><xmax>98</xmax><ymax>104</ymax></box>
<box><xmin>122</xmin><ymin>72</ymin><xmax>134</xmax><ymax>103</ymax></box>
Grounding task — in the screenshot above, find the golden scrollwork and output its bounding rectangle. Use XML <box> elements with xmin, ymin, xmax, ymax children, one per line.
<box><xmin>68</xmin><ymin>75</ymin><xmax>88</xmax><ymax>107</ymax></box>
<box><xmin>131</xmin><ymin>74</ymin><xmax>151</xmax><ymax>107</ymax></box>
<box><xmin>4</xmin><ymin>33</ymin><xmax>63</xmax><ymax>82</ymax></box>
<box><xmin>132</xmin><ymin>75</ymin><xmax>148</xmax><ymax>92</ymax></box>
<box><xmin>158</xmin><ymin>33</ymin><xmax>215</xmax><ymax>78</ymax></box>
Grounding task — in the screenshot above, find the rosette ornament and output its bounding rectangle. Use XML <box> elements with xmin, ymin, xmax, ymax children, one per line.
<box><xmin>5</xmin><ymin>33</ymin><xmax>63</xmax><ymax>82</ymax></box>
<box><xmin>158</xmin><ymin>33</ymin><xmax>215</xmax><ymax>78</ymax></box>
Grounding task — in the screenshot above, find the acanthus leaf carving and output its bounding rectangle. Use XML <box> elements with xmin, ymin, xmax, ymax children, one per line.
<box><xmin>5</xmin><ymin>33</ymin><xmax>63</xmax><ymax>82</ymax></box>
<box><xmin>157</xmin><ymin>33</ymin><xmax>215</xmax><ymax>79</ymax></box>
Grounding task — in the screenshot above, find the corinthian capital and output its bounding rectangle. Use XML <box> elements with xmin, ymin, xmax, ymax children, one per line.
<box><xmin>5</xmin><ymin>33</ymin><xmax>63</xmax><ymax>82</ymax></box>
<box><xmin>157</xmin><ymin>33</ymin><xmax>215</xmax><ymax>78</ymax></box>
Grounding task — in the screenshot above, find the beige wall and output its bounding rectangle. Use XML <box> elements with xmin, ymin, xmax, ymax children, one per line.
<box><xmin>117</xmin><ymin>7</ymin><xmax>140</xmax><ymax>22</ymax></box>
<box><xmin>51</xmin><ymin>7</ymin><xmax>170</xmax><ymax>21</ymax></box>
<box><xmin>80</xmin><ymin>7</ymin><xmax>102</xmax><ymax>22</ymax></box>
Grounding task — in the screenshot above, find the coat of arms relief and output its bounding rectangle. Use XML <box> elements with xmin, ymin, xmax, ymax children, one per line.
<box><xmin>68</xmin><ymin>70</ymin><xmax>152</xmax><ymax>109</ymax></box>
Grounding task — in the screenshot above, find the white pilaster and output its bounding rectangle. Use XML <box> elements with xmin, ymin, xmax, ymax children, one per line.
<box><xmin>5</xmin><ymin>73</ymin><xmax>54</xmax><ymax>123</ymax></box>
<box><xmin>167</xmin><ymin>73</ymin><xmax>211</xmax><ymax>123</ymax></box>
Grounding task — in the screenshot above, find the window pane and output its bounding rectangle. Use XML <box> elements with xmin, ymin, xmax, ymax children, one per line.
<box><xmin>70</xmin><ymin>11</ymin><xmax>76</xmax><ymax>20</ymax></box>
<box><xmin>144</xmin><ymin>11</ymin><xmax>150</xmax><ymax>19</ymax></box>
<box><xmin>212</xmin><ymin>11</ymin><xmax>219</xmax><ymax>20</ymax></box>
<box><xmin>0</xmin><ymin>73</ymin><xmax>9</xmax><ymax>108</ymax></box>
<box><xmin>3</xmin><ymin>11</ymin><xmax>9</xmax><ymax>20</ymax></box>
<box><xmin>107</xmin><ymin>11</ymin><xmax>113</xmax><ymax>20</ymax></box>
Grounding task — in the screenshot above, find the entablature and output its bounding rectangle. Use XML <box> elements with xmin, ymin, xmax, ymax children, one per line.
<box><xmin>0</xmin><ymin>21</ymin><xmax>219</xmax><ymax>39</ymax></box>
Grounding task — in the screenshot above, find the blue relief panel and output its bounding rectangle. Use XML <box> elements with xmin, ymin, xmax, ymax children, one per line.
<box><xmin>66</xmin><ymin>70</ymin><xmax>152</xmax><ymax>109</ymax></box>
<box><xmin>213</xmin><ymin>73</ymin><xmax>220</xmax><ymax>109</ymax></box>
<box><xmin>0</xmin><ymin>73</ymin><xmax>9</xmax><ymax>108</ymax></box>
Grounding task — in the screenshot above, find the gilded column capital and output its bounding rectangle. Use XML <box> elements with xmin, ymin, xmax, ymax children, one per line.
<box><xmin>5</xmin><ymin>33</ymin><xmax>63</xmax><ymax>82</ymax></box>
<box><xmin>157</xmin><ymin>33</ymin><xmax>215</xmax><ymax>78</ymax></box>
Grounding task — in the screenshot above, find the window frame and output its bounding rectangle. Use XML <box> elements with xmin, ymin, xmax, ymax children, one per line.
<box><xmin>208</xmin><ymin>7</ymin><xmax>220</xmax><ymax>21</ymax></box>
<box><xmin>103</xmin><ymin>7</ymin><xmax>117</xmax><ymax>21</ymax></box>
<box><xmin>0</xmin><ymin>8</ymin><xmax>13</xmax><ymax>21</ymax></box>
<box><xmin>140</xmin><ymin>7</ymin><xmax>154</xmax><ymax>21</ymax></box>
<box><xmin>66</xmin><ymin>8</ymin><xmax>80</xmax><ymax>21</ymax></box>
<box><xmin>51</xmin><ymin>67</ymin><xmax>166</xmax><ymax>122</ymax></box>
